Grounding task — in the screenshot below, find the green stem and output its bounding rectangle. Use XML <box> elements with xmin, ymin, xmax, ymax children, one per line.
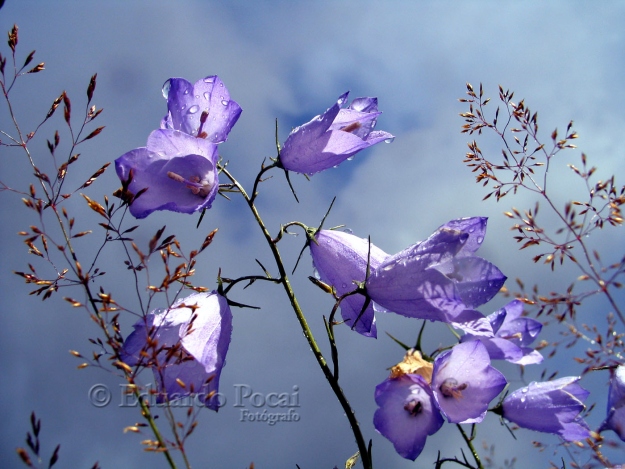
<box><xmin>456</xmin><ymin>424</ymin><xmax>482</xmax><ymax>469</ymax></box>
<box><xmin>220</xmin><ymin>166</ymin><xmax>372</xmax><ymax>469</ymax></box>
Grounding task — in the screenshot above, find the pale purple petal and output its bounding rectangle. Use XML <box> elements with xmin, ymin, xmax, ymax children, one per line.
<box><xmin>121</xmin><ymin>291</ymin><xmax>232</xmax><ymax>411</ymax></box>
<box><xmin>502</xmin><ymin>377</ymin><xmax>590</xmax><ymax>441</ymax></box>
<box><xmin>162</xmin><ymin>76</ymin><xmax>242</xmax><ymax>143</ymax></box>
<box><xmin>367</xmin><ymin>218</ymin><xmax>505</xmax><ymax>323</ymax></box>
<box><xmin>367</xmin><ymin>266</ymin><xmax>465</xmax><ymax>322</ymax></box>
<box><xmin>511</xmin><ymin>348</ymin><xmax>544</xmax><ymax>365</ymax></box>
<box><xmin>279</xmin><ymin>92</ymin><xmax>393</xmax><ymax>174</ymax></box>
<box><xmin>463</xmin><ymin>300</ymin><xmax>543</xmax><ymax>364</ymax></box>
<box><xmin>451</xmin><ymin>310</ymin><xmax>494</xmax><ymax>337</ymax></box>
<box><xmin>374</xmin><ymin>375</ymin><xmax>444</xmax><ymax>460</ymax></box>
<box><xmin>115</xmin><ymin>129</ymin><xmax>219</xmax><ymax>219</ymax></box>
<box><xmin>496</xmin><ymin>300</ymin><xmax>543</xmax><ymax>347</ymax></box>
<box><xmin>600</xmin><ymin>365</ymin><xmax>625</xmax><ymax>441</ymax></box>
<box><xmin>434</xmin><ymin>256</ymin><xmax>506</xmax><ymax>308</ymax></box>
<box><xmin>310</xmin><ymin>230</ymin><xmax>389</xmax><ymax>337</ymax></box>
<box><xmin>432</xmin><ymin>341</ymin><xmax>506</xmax><ymax>423</ymax></box>
<box><xmin>441</xmin><ymin>217</ymin><xmax>488</xmax><ymax>256</ymax></box>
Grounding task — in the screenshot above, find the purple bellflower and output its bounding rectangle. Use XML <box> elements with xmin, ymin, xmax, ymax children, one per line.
<box><xmin>375</xmin><ymin>343</ymin><xmax>505</xmax><ymax>460</ymax></box>
<box><xmin>121</xmin><ymin>291</ymin><xmax>232</xmax><ymax>411</ymax></box>
<box><xmin>310</xmin><ymin>229</ymin><xmax>389</xmax><ymax>337</ymax></box>
<box><xmin>279</xmin><ymin>92</ymin><xmax>394</xmax><ymax>174</ymax></box>
<box><xmin>599</xmin><ymin>365</ymin><xmax>625</xmax><ymax>441</ymax></box>
<box><xmin>161</xmin><ymin>76</ymin><xmax>242</xmax><ymax>143</ymax></box>
<box><xmin>501</xmin><ymin>377</ymin><xmax>590</xmax><ymax>441</ymax></box>
<box><xmin>366</xmin><ymin>217</ymin><xmax>506</xmax><ymax>324</ymax></box>
<box><xmin>115</xmin><ymin>129</ymin><xmax>219</xmax><ymax>219</ymax></box>
<box><xmin>374</xmin><ymin>374</ymin><xmax>444</xmax><ymax>461</ymax></box>
<box><xmin>462</xmin><ymin>299</ymin><xmax>544</xmax><ymax>365</ymax></box>
<box><xmin>432</xmin><ymin>341</ymin><xmax>507</xmax><ymax>423</ymax></box>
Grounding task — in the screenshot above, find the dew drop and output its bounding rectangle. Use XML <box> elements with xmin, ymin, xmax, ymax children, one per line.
<box><xmin>161</xmin><ymin>79</ymin><xmax>171</xmax><ymax>99</ymax></box>
<box><xmin>384</xmin><ymin>137</ymin><xmax>395</xmax><ymax>144</ymax></box>
<box><xmin>477</xmin><ymin>236</ymin><xmax>484</xmax><ymax>244</ymax></box>
<box><xmin>204</xmin><ymin>76</ymin><xmax>214</xmax><ymax>83</ymax></box>
<box><xmin>347</xmin><ymin>156</ymin><xmax>354</xmax><ymax>161</ymax></box>
<box><xmin>221</xmin><ymin>99</ymin><xmax>228</xmax><ymax>106</ymax></box>
<box><xmin>188</xmin><ymin>105</ymin><xmax>199</xmax><ymax>114</ymax></box>
<box><xmin>195</xmin><ymin>95</ymin><xmax>200</xmax><ymax>99</ymax></box>
<box><xmin>184</xmin><ymin>89</ymin><xmax>189</xmax><ymax>95</ymax></box>
<box><xmin>203</xmin><ymin>92</ymin><xmax>210</xmax><ymax>100</ymax></box>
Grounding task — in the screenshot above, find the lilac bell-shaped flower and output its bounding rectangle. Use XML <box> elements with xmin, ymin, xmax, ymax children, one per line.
<box><xmin>374</xmin><ymin>374</ymin><xmax>444</xmax><ymax>460</ymax></box>
<box><xmin>366</xmin><ymin>217</ymin><xmax>506</xmax><ymax>323</ymax></box>
<box><xmin>599</xmin><ymin>365</ymin><xmax>625</xmax><ymax>441</ymax></box>
<box><xmin>462</xmin><ymin>299</ymin><xmax>543</xmax><ymax>365</ymax></box>
<box><xmin>501</xmin><ymin>377</ymin><xmax>590</xmax><ymax>441</ymax></box>
<box><xmin>161</xmin><ymin>76</ymin><xmax>242</xmax><ymax>143</ymax></box>
<box><xmin>121</xmin><ymin>291</ymin><xmax>232</xmax><ymax>411</ymax></box>
<box><xmin>432</xmin><ymin>341</ymin><xmax>507</xmax><ymax>423</ymax></box>
<box><xmin>279</xmin><ymin>92</ymin><xmax>394</xmax><ymax>174</ymax></box>
<box><xmin>310</xmin><ymin>229</ymin><xmax>389</xmax><ymax>337</ymax></box>
<box><xmin>115</xmin><ymin>129</ymin><xmax>219</xmax><ymax>219</ymax></box>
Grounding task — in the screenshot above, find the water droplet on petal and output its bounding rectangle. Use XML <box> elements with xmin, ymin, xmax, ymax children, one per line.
<box><xmin>204</xmin><ymin>77</ymin><xmax>214</xmax><ymax>83</ymax></box>
<box><xmin>477</xmin><ymin>236</ymin><xmax>484</xmax><ymax>244</ymax></box>
<box><xmin>384</xmin><ymin>137</ymin><xmax>395</xmax><ymax>144</ymax></box>
<box><xmin>188</xmin><ymin>105</ymin><xmax>199</xmax><ymax>114</ymax></box>
<box><xmin>203</xmin><ymin>92</ymin><xmax>210</xmax><ymax>100</ymax></box>
<box><xmin>161</xmin><ymin>79</ymin><xmax>171</xmax><ymax>99</ymax></box>
<box><xmin>221</xmin><ymin>99</ymin><xmax>228</xmax><ymax>106</ymax></box>
<box><xmin>184</xmin><ymin>89</ymin><xmax>189</xmax><ymax>95</ymax></box>
<box><xmin>346</xmin><ymin>156</ymin><xmax>354</xmax><ymax>161</ymax></box>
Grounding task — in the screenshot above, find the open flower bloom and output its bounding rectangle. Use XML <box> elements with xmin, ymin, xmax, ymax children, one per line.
<box><xmin>121</xmin><ymin>291</ymin><xmax>232</xmax><ymax>411</ymax></box>
<box><xmin>161</xmin><ymin>76</ymin><xmax>242</xmax><ymax>143</ymax></box>
<box><xmin>432</xmin><ymin>341</ymin><xmax>507</xmax><ymax>423</ymax></box>
<box><xmin>599</xmin><ymin>365</ymin><xmax>625</xmax><ymax>441</ymax></box>
<box><xmin>310</xmin><ymin>229</ymin><xmax>389</xmax><ymax>337</ymax></box>
<box><xmin>279</xmin><ymin>92</ymin><xmax>394</xmax><ymax>174</ymax></box>
<box><xmin>366</xmin><ymin>217</ymin><xmax>506</xmax><ymax>323</ymax></box>
<box><xmin>462</xmin><ymin>299</ymin><xmax>543</xmax><ymax>365</ymax></box>
<box><xmin>115</xmin><ymin>129</ymin><xmax>219</xmax><ymax>219</ymax></box>
<box><xmin>374</xmin><ymin>374</ymin><xmax>444</xmax><ymax>461</ymax></box>
<box><xmin>502</xmin><ymin>377</ymin><xmax>590</xmax><ymax>441</ymax></box>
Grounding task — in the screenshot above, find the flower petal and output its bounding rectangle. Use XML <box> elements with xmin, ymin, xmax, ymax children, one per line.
<box><xmin>432</xmin><ymin>341</ymin><xmax>507</xmax><ymax>423</ymax></box>
<box><xmin>310</xmin><ymin>230</ymin><xmax>388</xmax><ymax>337</ymax></box>
<box><xmin>374</xmin><ymin>375</ymin><xmax>443</xmax><ymax>460</ymax></box>
<box><xmin>115</xmin><ymin>129</ymin><xmax>219</xmax><ymax>219</ymax></box>
<box><xmin>502</xmin><ymin>377</ymin><xmax>590</xmax><ymax>441</ymax></box>
<box><xmin>163</xmin><ymin>76</ymin><xmax>241</xmax><ymax>143</ymax></box>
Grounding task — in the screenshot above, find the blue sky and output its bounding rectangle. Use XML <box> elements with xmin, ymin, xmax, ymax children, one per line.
<box><xmin>1</xmin><ymin>1</ymin><xmax>625</xmax><ymax>468</ymax></box>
